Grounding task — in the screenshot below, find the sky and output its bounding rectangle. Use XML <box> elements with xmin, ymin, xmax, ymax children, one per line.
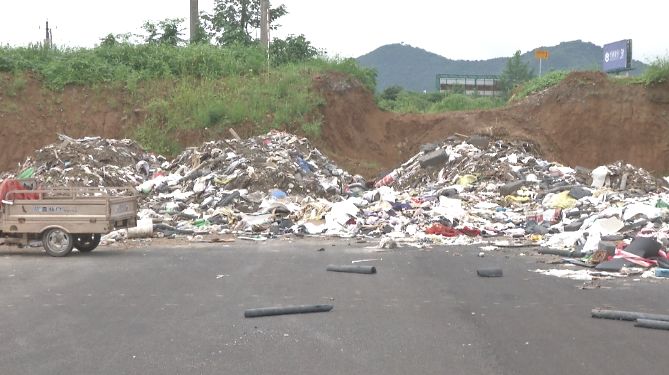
<box><xmin>0</xmin><ymin>0</ymin><xmax>667</xmax><ymax>62</ymax></box>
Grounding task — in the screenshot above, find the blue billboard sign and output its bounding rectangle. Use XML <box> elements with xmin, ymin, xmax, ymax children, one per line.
<box><xmin>602</xmin><ymin>39</ymin><xmax>632</xmax><ymax>72</ymax></box>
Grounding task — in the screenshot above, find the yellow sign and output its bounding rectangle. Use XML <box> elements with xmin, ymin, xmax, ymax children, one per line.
<box><xmin>535</xmin><ymin>50</ymin><xmax>550</xmax><ymax>60</ymax></box>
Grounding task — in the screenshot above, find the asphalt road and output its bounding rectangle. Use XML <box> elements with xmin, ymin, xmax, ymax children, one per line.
<box><xmin>0</xmin><ymin>239</ymin><xmax>668</xmax><ymax>375</ymax></box>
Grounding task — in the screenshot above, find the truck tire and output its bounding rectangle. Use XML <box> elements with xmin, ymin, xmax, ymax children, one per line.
<box><xmin>42</xmin><ymin>228</ymin><xmax>74</xmax><ymax>257</ymax></box>
<box><xmin>74</xmin><ymin>234</ymin><xmax>101</xmax><ymax>252</ymax></box>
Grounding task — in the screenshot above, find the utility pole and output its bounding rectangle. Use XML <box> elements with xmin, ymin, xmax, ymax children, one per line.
<box><xmin>261</xmin><ymin>0</ymin><xmax>270</xmax><ymax>75</ymax></box>
<box><xmin>260</xmin><ymin>0</ymin><xmax>269</xmax><ymax>49</ymax></box>
<box><xmin>190</xmin><ymin>0</ymin><xmax>199</xmax><ymax>43</ymax></box>
<box><xmin>43</xmin><ymin>20</ymin><xmax>53</xmax><ymax>49</ymax></box>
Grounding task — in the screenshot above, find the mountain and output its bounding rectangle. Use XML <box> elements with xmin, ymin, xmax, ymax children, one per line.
<box><xmin>356</xmin><ymin>40</ymin><xmax>647</xmax><ymax>92</ymax></box>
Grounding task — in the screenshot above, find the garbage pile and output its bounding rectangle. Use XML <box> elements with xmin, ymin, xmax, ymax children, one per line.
<box><xmin>131</xmin><ymin>131</ymin><xmax>353</xmax><ymax>236</ymax></box>
<box><xmin>8</xmin><ymin>134</ymin><xmax>160</xmax><ymax>187</ymax></box>
<box><xmin>143</xmin><ymin>130</ymin><xmax>349</xmax><ymax>202</ymax></box>
<box><xmin>5</xmin><ymin>131</ymin><xmax>669</xmax><ymax>278</ymax></box>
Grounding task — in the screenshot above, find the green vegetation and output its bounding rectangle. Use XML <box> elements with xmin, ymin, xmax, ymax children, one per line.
<box><xmin>0</xmin><ymin>0</ymin><xmax>378</xmax><ymax>154</ymax></box>
<box><xmin>301</xmin><ymin>120</ymin><xmax>323</xmax><ymax>138</ymax></box>
<box><xmin>500</xmin><ymin>50</ymin><xmax>534</xmax><ymax>97</ymax></box>
<box><xmin>0</xmin><ymin>43</ymin><xmax>373</xmax><ymax>154</ymax></box>
<box><xmin>512</xmin><ymin>70</ymin><xmax>570</xmax><ymax>100</ymax></box>
<box><xmin>377</xmin><ymin>87</ymin><xmax>504</xmax><ymax>113</ymax></box>
<box><xmin>0</xmin><ymin>44</ymin><xmax>268</xmax><ymax>90</ymax></box>
<box><xmin>641</xmin><ymin>57</ymin><xmax>669</xmax><ymax>85</ymax></box>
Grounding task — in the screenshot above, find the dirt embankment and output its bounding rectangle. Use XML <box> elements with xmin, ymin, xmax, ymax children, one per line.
<box><xmin>314</xmin><ymin>71</ymin><xmax>669</xmax><ymax>177</ymax></box>
<box><xmin>0</xmin><ymin>73</ymin><xmax>142</xmax><ymax>170</ymax></box>
<box><xmin>1</xmin><ymin>71</ymin><xmax>669</xmax><ymax>177</ymax></box>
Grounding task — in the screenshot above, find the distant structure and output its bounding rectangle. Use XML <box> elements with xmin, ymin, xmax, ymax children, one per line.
<box><xmin>436</xmin><ymin>74</ymin><xmax>502</xmax><ymax>97</ymax></box>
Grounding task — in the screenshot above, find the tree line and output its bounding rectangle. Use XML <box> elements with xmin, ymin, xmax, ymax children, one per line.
<box><xmin>99</xmin><ymin>0</ymin><xmax>319</xmax><ymax>67</ymax></box>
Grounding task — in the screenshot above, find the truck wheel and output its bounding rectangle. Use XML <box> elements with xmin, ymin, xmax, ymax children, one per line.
<box><xmin>74</xmin><ymin>234</ymin><xmax>101</xmax><ymax>252</ymax></box>
<box><xmin>42</xmin><ymin>228</ymin><xmax>74</xmax><ymax>257</ymax></box>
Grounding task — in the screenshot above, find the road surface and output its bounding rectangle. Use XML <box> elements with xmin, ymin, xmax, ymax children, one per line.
<box><xmin>0</xmin><ymin>239</ymin><xmax>667</xmax><ymax>375</ymax></box>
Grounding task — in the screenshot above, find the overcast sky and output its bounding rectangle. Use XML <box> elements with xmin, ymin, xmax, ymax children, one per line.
<box><xmin>1</xmin><ymin>0</ymin><xmax>667</xmax><ymax>62</ymax></box>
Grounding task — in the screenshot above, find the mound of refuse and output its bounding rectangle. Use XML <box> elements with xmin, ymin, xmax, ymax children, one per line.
<box><xmin>6</xmin><ymin>130</ymin><xmax>669</xmax><ymax>276</ymax></box>
<box><xmin>12</xmin><ymin>134</ymin><xmax>157</xmax><ymax>187</ymax></box>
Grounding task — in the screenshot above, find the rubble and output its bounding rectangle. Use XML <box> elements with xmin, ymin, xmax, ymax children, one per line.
<box><xmin>4</xmin><ymin>131</ymin><xmax>669</xmax><ymax>280</ymax></box>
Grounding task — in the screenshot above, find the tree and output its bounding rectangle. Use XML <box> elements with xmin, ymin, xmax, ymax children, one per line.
<box><xmin>141</xmin><ymin>18</ymin><xmax>186</xmax><ymax>46</ymax></box>
<box><xmin>269</xmin><ymin>34</ymin><xmax>319</xmax><ymax>66</ymax></box>
<box><xmin>500</xmin><ymin>50</ymin><xmax>534</xmax><ymax>95</ymax></box>
<box><xmin>380</xmin><ymin>85</ymin><xmax>403</xmax><ymax>101</ymax></box>
<box><xmin>190</xmin><ymin>21</ymin><xmax>210</xmax><ymax>44</ymax></box>
<box><xmin>99</xmin><ymin>33</ymin><xmax>118</xmax><ymax>47</ymax></box>
<box><xmin>201</xmin><ymin>0</ymin><xmax>287</xmax><ymax>46</ymax></box>
<box><xmin>99</xmin><ymin>32</ymin><xmax>133</xmax><ymax>47</ymax></box>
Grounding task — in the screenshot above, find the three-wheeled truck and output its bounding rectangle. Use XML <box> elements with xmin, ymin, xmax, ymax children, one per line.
<box><xmin>0</xmin><ymin>179</ymin><xmax>138</xmax><ymax>256</ymax></box>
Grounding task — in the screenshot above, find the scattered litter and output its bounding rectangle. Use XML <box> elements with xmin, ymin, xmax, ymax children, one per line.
<box><xmin>532</xmin><ymin>268</ymin><xmax>625</xmax><ymax>281</ymax></box>
<box><xmin>351</xmin><ymin>258</ymin><xmax>382</xmax><ymax>264</ymax></box>
<box><xmin>656</xmin><ymin>268</ymin><xmax>669</xmax><ymax>278</ymax></box>
<box><xmin>379</xmin><ymin>237</ymin><xmax>398</xmax><ymax>249</ymax></box>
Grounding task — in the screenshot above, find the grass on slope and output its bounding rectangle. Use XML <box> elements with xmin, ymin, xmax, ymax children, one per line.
<box><xmin>641</xmin><ymin>57</ymin><xmax>669</xmax><ymax>85</ymax></box>
<box><xmin>0</xmin><ymin>44</ymin><xmax>376</xmax><ymax>155</ymax></box>
<box><xmin>511</xmin><ymin>71</ymin><xmax>570</xmax><ymax>100</ymax></box>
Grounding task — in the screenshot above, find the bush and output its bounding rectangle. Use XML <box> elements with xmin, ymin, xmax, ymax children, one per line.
<box><xmin>377</xmin><ymin>90</ymin><xmax>504</xmax><ymax>113</ymax></box>
<box><xmin>641</xmin><ymin>57</ymin><xmax>669</xmax><ymax>85</ymax></box>
<box><xmin>0</xmin><ymin>44</ymin><xmax>268</xmax><ymax>89</ymax></box>
<box><xmin>512</xmin><ymin>70</ymin><xmax>569</xmax><ymax>100</ymax></box>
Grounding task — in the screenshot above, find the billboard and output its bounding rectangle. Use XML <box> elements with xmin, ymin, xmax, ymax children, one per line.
<box><xmin>602</xmin><ymin>39</ymin><xmax>632</xmax><ymax>73</ymax></box>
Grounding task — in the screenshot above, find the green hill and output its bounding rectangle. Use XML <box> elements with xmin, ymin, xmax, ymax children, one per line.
<box><xmin>357</xmin><ymin>40</ymin><xmax>647</xmax><ymax>92</ymax></box>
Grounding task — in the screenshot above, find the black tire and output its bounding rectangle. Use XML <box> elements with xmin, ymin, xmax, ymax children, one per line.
<box><xmin>42</xmin><ymin>228</ymin><xmax>74</xmax><ymax>257</ymax></box>
<box><xmin>74</xmin><ymin>233</ymin><xmax>101</xmax><ymax>252</ymax></box>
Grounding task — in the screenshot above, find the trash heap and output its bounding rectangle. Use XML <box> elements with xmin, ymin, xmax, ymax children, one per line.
<box><xmin>365</xmin><ymin>134</ymin><xmax>669</xmax><ymax>277</ymax></box>
<box><xmin>9</xmin><ymin>134</ymin><xmax>161</xmax><ymax>187</ymax></box>
<box><xmin>5</xmin><ymin>131</ymin><xmax>669</xmax><ymax>277</ymax></box>
<box><xmin>132</xmin><ymin>131</ymin><xmax>352</xmax><ymax>237</ymax></box>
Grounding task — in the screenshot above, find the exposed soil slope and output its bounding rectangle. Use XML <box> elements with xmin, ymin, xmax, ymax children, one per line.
<box><xmin>314</xmin><ymin>71</ymin><xmax>669</xmax><ymax>177</ymax></box>
<box><xmin>0</xmin><ymin>73</ymin><xmax>142</xmax><ymax>170</ymax></box>
<box><xmin>1</xmin><ymin>71</ymin><xmax>668</xmax><ymax>178</ymax></box>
